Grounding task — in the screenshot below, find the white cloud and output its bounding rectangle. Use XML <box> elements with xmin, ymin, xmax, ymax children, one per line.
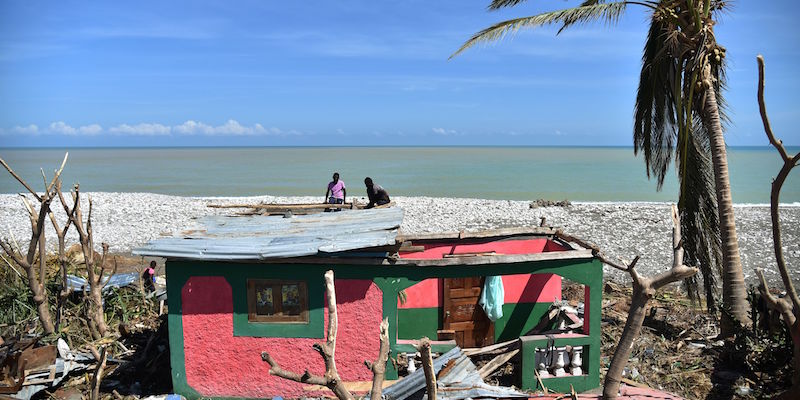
<box><xmin>12</xmin><ymin>124</ymin><xmax>39</xmax><ymax>134</ymax></box>
<box><xmin>47</xmin><ymin>122</ymin><xmax>102</xmax><ymax>135</ymax></box>
<box><xmin>48</xmin><ymin>121</ymin><xmax>77</xmax><ymax>135</ymax></box>
<box><xmin>6</xmin><ymin>120</ymin><xmax>292</xmax><ymax>137</ymax></box>
<box><xmin>432</xmin><ymin>127</ymin><xmax>458</xmax><ymax>136</ymax></box>
<box><xmin>79</xmin><ymin>124</ymin><xmax>102</xmax><ymax>135</ymax></box>
<box><xmin>173</xmin><ymin>120</ymin><xmax>284</xmax><ymax>136</ymax></box>
<box><xmin>109</xmin><ymin>123</ymin><xmax>171</xmax><ymax>136</ymax></box>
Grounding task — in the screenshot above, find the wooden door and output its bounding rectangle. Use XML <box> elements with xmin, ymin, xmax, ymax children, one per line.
<box><xmin>442</xmin><ymin>277</ymin><xmax>494</xmax><ymax>348</ymax></box>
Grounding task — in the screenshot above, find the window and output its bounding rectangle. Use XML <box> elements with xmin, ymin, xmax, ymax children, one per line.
<box><xmin>247</xmin><ymin>279</ymin><xmax>308</xmax><ymax>323</ymax></box>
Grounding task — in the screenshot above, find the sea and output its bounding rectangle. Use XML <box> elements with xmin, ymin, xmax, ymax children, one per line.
<box><xmin>0</xmin><ymin>147</ymin><xmax>797</xmax><ymax>204</ymax></box>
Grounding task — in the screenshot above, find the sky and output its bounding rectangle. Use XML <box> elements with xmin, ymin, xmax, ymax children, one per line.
<box><xmin>0</xmin><ymin>0</ymin><xmax>798</xmax><ymax>147</ymax></box>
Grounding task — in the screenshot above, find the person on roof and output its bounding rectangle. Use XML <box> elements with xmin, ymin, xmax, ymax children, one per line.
<box><xmin>364</xmin><ymin>177</ymin><xmax>390</xmax><ymax>209</ymax></box>
<box><xmin>324</xmin><ymin>172</ymin><xmax>346</xmax><ymax>204</ymax></box>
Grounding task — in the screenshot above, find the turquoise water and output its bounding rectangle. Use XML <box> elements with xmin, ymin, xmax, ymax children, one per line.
<box><xmin>0</xmin><ymin>147</ymin><xmax>797</xmax><ymax>203</ymax></box>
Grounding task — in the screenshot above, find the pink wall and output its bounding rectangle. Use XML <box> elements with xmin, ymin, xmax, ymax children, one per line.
<box><xmin>398</xmin><ymin>274</ymin><xmax>561</xmax><ymax>309</ymax></box>
<box><xmin>181</xmin><ymin>276</ymin><xmax>383</xmax><ymax>398</ymax></box>
<box><xmin>399</xmin><ymin>238</ymin><xmax>549</xmax><ymax>260</ymax></box>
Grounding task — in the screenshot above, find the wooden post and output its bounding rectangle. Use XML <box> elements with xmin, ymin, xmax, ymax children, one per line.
<box><xmin>418</xmin><ymin>337</ymin><xmax>436</xmax><ymax>400</ymax></box>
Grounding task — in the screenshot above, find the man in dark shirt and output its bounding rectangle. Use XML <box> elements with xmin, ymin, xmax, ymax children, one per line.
<box><xmin>364</xmin><ymin>177</ymin><xmax>390</xmax><ymax>209</ymax></box>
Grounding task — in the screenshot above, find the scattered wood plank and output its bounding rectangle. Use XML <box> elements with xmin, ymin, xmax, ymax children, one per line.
<box><xmin>478</xmin><ymin>349</ymin><xmax>519</xmax><ymax>379</ymax></box>
<box><xmin>462</xmin><ymin>338</ymin><xmax>519</xmax><ymax>357</ymax></box>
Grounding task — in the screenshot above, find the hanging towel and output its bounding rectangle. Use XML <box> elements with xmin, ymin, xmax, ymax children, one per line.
<box><xmin>478</xmin><ymin>276</ymin><xmax>504</xmax><ymax>321</ymax></box>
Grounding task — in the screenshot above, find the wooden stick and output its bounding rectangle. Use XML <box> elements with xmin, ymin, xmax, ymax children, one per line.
<box><xmin>365</xmin><ymin>317</ymin><xmax>390</xmax><ymax>400</ymax></box>
<box><xmin>89</xmin><ymin>345</ymin><xmax>107</xmax><ymax>400</ymax></box>
<box><xmin>418</xmin><ymin>337</ymin><xmax>436</xmax><ymax>400</ymax></box>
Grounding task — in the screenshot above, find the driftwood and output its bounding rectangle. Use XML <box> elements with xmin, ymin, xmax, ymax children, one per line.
<box><xmin>754</xmin><ymin>55</ymin><xmax>800</xmax><ymax>399</ymax></box>
<box><xmin>262</xmin><ymin>270</ymin><xmax>390</xmax><ymax>400</ymax></box>
<box><xmin>0</xmin><ymin>153</ymin><xmax>69</xmax><ymax>334</ymax></box>
<box><xmin>364</xmin><ymin>317</ymin><xmax>390</xmax><ymax>400</ymax></box>
<box><xmin>418</xmin><ymin>338</ymin><xmax>436</xmax><ymax>400</ymax></box>
<box><xmin>602</xmin><ymin>205</ymin><xmax>698</xmax><ymax>399</ymax></box>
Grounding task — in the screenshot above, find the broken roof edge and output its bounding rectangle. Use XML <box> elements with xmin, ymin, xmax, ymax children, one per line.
<box><xmin>132</xmin><ymin>207</ymin><xmax>403</xmax><ymax>261</ymax></box>
<box><xmin>396</xmin><ymin>226</ymin><xmax>557</xmax><ymax>242</ymax></box>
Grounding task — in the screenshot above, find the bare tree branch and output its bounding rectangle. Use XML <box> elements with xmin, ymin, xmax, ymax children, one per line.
<box><xmin>0</xmin><ymin>157</ymin><xmax>43</xmax><ymax>202</ymax></box>
<box><xmin>757</xmin><ymin>55</ymin><xmax>800</xmax><ymax>316</ymax></box>
<box><xmin>365</xmin><ymin>317</ymin><xmax>390</xmax><ymax>400</ymax></box>
<box><xmin>603</xmin><ymin>205</ymin><xmax>698</xmax><ymax>399</ymax></box>
<box><xmin>554</xmin><ymin>230</ymin><xmax>631</xmax><ymax>272</ymax></box>
<box><xmin>755</xmin><ymin>55</ymin><xmax>800</xmax><ymax>397</ymax></box>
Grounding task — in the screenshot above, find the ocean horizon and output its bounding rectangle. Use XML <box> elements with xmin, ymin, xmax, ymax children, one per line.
<box><xmin>1</xmin><ymin>146</ymin><xmax>798</xmax><ymax>204</ymax></box>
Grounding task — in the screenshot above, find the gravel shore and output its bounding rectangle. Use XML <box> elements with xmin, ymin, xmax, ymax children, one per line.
<box><xmin>1</xmin><ymin>193</ymin><xmax>797</xmax><ymax>287</ymax></box>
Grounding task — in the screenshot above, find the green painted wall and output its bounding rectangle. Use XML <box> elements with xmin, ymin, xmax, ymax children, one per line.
<box><xmin>495</xmin><ymin>302</ymin><xmax>554</xmax><ymax>342</ymax></box>
<box><xmin>398</xmin><ymin>302</ymin><xmax>554</xmax><ymax>343</ymax></box>
<box><xmin>397</xmin><ymin>307</ymin><xmax>439</xmax><ymax>340</ymax></box>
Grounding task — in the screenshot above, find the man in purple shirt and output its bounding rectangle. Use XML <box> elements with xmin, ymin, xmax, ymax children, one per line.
<box><xmin>324</xmin><ymin>172</ymin><xmax>346</xmax><ymax>204</ymax></box>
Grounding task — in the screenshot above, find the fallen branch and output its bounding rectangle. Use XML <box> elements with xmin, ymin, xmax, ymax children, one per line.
<box><xmin>554</xmin><ymin>231</ymin><xmax>630</xmax><ymax>272</ymax></box>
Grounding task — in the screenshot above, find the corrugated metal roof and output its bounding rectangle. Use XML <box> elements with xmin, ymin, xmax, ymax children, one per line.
<box><xmin>132</xmin><ymin>207</ymin><xmax>403</xmax><ymax>261</ymax></box>
<box><xmin>381</xmin><ymin>346</ymin><xmax>528</xmax><ymax>400</ymax></box>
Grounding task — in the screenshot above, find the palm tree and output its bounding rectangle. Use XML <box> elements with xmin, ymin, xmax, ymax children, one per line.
<box><xmin>451</xmin><ymin>0</ymin><xmax>748</xmax><ymax>333</ymax></box>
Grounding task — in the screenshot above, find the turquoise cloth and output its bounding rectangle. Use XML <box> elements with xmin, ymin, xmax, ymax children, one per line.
<box><xmin>479</xmin><ymin>276</ymin><xmax>505</xmax><ymax>321</ymax></box>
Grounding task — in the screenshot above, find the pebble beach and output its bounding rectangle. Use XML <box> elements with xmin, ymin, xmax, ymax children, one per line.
<box><xmin>1</xmin><ymin>193</ymin><xmax>797</xmax><ymax>287</ymax></box>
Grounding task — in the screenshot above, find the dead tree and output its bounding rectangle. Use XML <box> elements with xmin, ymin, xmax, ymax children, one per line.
<box><xmin>49</xmin><ymin>180</ymin><xmax>79</xmax><ymax>327</ymax></box>
<box><xmin>602</xmin><ymin>205</ymin><xmax>698</xmax><ymax>399</ymax></box>
<box><xmin>59</xmin><ymin>185</ymin><xmax>115</xmax><ymax>339</ymax></box>
<box><xmin>262</xmin><ymin>270</ymin><xmax>390</xmax><ymax>400</ymax></box>
<box><xmin>0</xmin><ymin>153</ymin><xmax>69</xmax><ymax>335</ymax></box>
<box><xmin>754</xmin><ymin>54</ymin><xmax>800</xmax><ymax>399</ymax></box>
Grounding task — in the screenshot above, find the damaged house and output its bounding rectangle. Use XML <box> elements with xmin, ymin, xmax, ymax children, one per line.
<box><xmin>134</xmin><ymin>207</ymin><xmax>602</xmax><ymax>399</ymax></box>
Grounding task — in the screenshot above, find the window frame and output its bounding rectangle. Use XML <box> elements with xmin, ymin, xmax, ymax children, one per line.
<box><xmin>246</xmin><ymin>279</ymin><xmax>309</xmax><ymax>324</ymax></box>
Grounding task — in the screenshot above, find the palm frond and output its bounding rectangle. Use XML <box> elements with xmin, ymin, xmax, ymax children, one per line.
<box><xmin>488</xmin><ymin>0</ymin><xmax>530</xmax><ymax>10</ymax></box>
<box><xmin>633</xmin><ymin>17</ymin><xmax>678</xmax><ymax>188</ymax></box>
<box><xmin>678</xmin><ymin>117</ymin><xmax>721</xmax><ymax>312</ymax></box>
<box><xmin>451</xmin><ymin>2</ymin><xmax>627</xmax><ymax>58</ymax></box>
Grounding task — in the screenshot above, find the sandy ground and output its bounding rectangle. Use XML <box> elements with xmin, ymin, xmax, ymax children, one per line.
<box><xmin>1</xmin><ymin>193</ymin><xmax>797</xmax><ymax>287</ymax></box>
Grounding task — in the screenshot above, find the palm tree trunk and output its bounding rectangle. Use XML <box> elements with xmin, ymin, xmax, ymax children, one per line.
<box><xmin>702</xmin><ymin>78</ymin><xmax>750</xmax><ymax>333</ymax></box>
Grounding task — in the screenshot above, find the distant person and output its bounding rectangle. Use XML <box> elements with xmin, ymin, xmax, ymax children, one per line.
<box><xmin>142</xmin><ymin>261</ymin><xmax>156</xmax><ymax>293</ymax></box>
<box><xmin>364</xmin><ymin>177</ymin><xmax>390</xmax><ymax>209</ymax></box>
<box><xmin>324</xmin><ymin>172</ymin><xmax>346</xmax><ymax>204</ymax></box>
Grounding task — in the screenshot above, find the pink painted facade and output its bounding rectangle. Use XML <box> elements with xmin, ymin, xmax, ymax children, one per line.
<box><xmin>181</xmin><ymin>276</ymin><xmax>383</xmax><ymax>398</ymax></box>
<box><xmin>399</xmin><ymin>238</ymin><xmax>555</xmax><ymax>260</ymax></box>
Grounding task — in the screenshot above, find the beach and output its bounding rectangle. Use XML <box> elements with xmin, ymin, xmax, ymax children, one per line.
<box><xmin>1</xmin><ymin>192</ymin><xmax>797</xmax><ymax>287</ymax></box>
